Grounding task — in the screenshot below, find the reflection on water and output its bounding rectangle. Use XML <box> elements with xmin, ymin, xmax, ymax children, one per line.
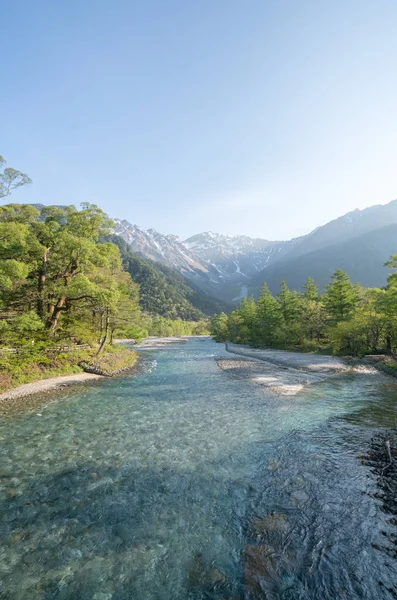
<box><xmin>1</xmin><ymin>339</ymin><xmax>397</xmax><ymax>598</ymax></box>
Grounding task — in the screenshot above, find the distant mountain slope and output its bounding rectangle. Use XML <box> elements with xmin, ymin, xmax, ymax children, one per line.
<box><xmin>114</xmin><ymin>219</ymin><xmax>291</xmax><ymax>288</ymax></box>
<box><xmin>249</xmin><ymin>223</ymin><xmax>397</xmax><ymax>294</ymax></box>
<box><xmin>114</xmin><ymin>200</ymin><xmax>397</xmax><ymax>303</ymax></box>
<box><xmin>108</xmin><ymin>235</ymin><xmax>231</xmax><ymax>319</ymax></box>
<box><xmin>184</xmin><ymin>232</ymin><xmax>298</xmax><ymax>281</ymax></box>
<box><xmin>283</xmin><ymin>199</ymin><xmax>397</xmax><ymax>259</ymax></box>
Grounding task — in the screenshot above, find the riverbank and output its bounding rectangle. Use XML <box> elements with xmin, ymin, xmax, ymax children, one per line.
<box><xmin>0</xmin><ymin>337</ymin><xmax>202</xmax><ymax>413</ymax></box>
<box><xmin>0</xmin><ymin>372</ymin><xmax>104</xmax><ymax>415</ymax></box>
<box><xmin>0</xmin><ymin>345</ymin><xmax>138</xmax><ymax>412</ymax></box>
<box><xmin>217</xmin><ymin>342</ymin><xmax>370</xmax><ymax>396</ymax></box>
<box><xmin>224</xmin><ymin>342</ymin><xmax>350</xmax><ymax>373</ymax></box>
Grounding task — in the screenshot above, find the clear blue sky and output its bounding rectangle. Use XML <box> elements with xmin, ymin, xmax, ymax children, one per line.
<box><xmin>2</xmin><ymin>0</ymin><xmax>397</xmax><ymax>240</ymax></box>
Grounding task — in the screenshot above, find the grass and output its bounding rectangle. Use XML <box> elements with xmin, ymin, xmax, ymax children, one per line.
<box><xmin>86</xmin><ymin>345</ymin><xmax>138</xmax><ymax>374</ymax></box>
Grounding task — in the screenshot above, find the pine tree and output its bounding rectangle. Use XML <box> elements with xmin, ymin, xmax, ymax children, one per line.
<box><xmin>254</xmin><ymin>284</ymin><xmax>282</xmax><ymax>346</ymax></box>
<box><xmin>277</xmin><ymin>281</ymin><xmax>302</xmax><ymax>322</ymax></box>
<box><xmin>302</xmin><ymin>277</ymin><xmax>318</xmax><ymax>301</ymax></box>
<box><xmin>323</xmin><ymin>269</ymin><xmax>358</xmax><ymax>322</ymax></box>
<box><xmin>236</xmin><ymin>296</ymin><xmax>256</xmax><ymax>343</ymax></box>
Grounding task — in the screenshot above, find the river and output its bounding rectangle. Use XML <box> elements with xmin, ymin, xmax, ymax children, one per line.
<box><xmin>1</xmin><ymin>338</ymin><xmax>397</xmax><ymax>599</ymax></box>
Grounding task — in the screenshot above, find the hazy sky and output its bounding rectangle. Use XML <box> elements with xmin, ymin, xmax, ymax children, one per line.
<box><xmin>2</xmin><ymin>0</ymin><xmax>397</xmax><ymax>240</ymax></box>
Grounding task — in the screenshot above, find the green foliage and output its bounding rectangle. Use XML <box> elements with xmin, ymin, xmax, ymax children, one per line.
<box><xmin>211</xmin><ymin>265</ymin><xmax>397</xmax><ymax>356</ymax></box>
<box><xmin>141</xmin><ymin>315</ymin><xmax>209</xmax><ymax>337</ymax></box>
<box><xmin>210</xmin><ymin>312</ymin><xmax>229</xmax><ymax>341</ymax></box>
<box><xmin>277</xmin><ymin>281</ymin><xmax>303</xmax><ymax>323</ymax></box>
<box><xmin>302</xmin><ymin>277</ymin><xmax>318</xmax><ymax>301</ymax></box>
<box><xmin>0</xmin><ymin>156</ymin><xmax>32</xmax><ymax>199</ymax></box>
<box><xmin>253</xmin><ymin>284</ymin><xmax>283</xmax><ymax>346</ymax></box>
<box><xmin>0</xmin><ymin>345</ymin><xmax>137</xmax><ymax>394</ymax></box>
<box><xmin>0</xmin><ymin>347</ymin><xmax>92</xmax><ymax>393</ymax></box>
<box><xmin>323</xmin><ymin>269</ymin><xmax>359</xmax><ymax>322</ymax></box>
<box><xmin>0</xmin><ymin>203</ymin><xmax>143</xmax><ymax>347</ymax></box>
<box><xmin>0</xmin><ymin>200</ymin><xmax>146</xmax><ymax>377</ymax></box>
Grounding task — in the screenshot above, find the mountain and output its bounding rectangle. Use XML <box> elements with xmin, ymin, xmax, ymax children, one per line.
<box><xmin>108</xmin><ymin>235</ymin><xmax>231</xmax><ymax>319</ymax></box>
<box><xmin>114</xmin><ymin>219</ymin><xmax>209</xmax><ymax>275</ymax></box>
<box><xmin>249</xmin><ymin>223</ymin><xmax>397</xmax><ymax>294</ymax></box>
<box><xmin>113</xmin><ymin>219</ymin><xmax>237</xmax><ymax>302</ymax></box>
<box><xmin>278</xmin><ymin>199</ymin><xmax>397</xmax><ymax>260</ymax></box>
<box><xmin>248</xmin><ymin>200</ymin><xmax>397</xmax><ymax>294</ymax></box>
<box><xmin>184</xmin><ymin>232</ymin><xmax>295</xmax><ymax>280</ymax></box>
<box><xmin>113</xmin><ymin>221</ymin><xmax>299</xmax><ymax>301</ymax></box>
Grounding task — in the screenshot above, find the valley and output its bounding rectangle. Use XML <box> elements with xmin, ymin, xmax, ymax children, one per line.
<box><xmin>114</xmin><ymin>199</ymin><xmax>397</xmax><ymax>304</ymax></box>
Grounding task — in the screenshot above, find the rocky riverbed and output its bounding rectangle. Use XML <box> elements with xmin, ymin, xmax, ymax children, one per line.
<box><xmin>225</xmin><ymin>342</ymin><xmax>351</xmax><ymax>373</ymax></box>
<box><xmin>137</xmin><ymin>336</ymin><xmax>205</xmax><ymax>349</ymax></box>
<box><xmin>217</xmin><ymin>357</ymin><xmax>324</xmax><ymax>396</ymax></box>
<box><xmin>217</xmin><ymin>343</ymin><xmax>377</xmax><ymax>396</ymax></box>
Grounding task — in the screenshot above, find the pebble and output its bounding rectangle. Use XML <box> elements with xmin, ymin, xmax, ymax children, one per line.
<box><xmin>292</xmin><ymin>490</ymin><xmax>309</xmax><ymax>502</ymax></box>
<box><xmin>68</xmin><ymin>549</ymin><xmax>83</xmax><ymax>560</ymax></box>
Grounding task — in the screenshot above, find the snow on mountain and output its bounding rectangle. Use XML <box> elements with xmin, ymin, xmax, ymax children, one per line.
<box><xmin>184</xmin><ymin>232</ymin><xmax>294</xmax><ymax>280</ymax></box>
<box><xmin>113</xmin><ymin>219</ymin><xmax>209</xmax><ymax>275</ymax></box>
<box><xmin>114</xmin><ymin>220</ymin><xmax>298</xmax><ymax>292</ymax></box>
<box><xmin>185</xmin><ymin>232</ymin><xmax>274</xmax><ymax>258</ymax></box>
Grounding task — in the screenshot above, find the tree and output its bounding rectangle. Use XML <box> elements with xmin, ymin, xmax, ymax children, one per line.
<box><xmin>302</xmin><ymin>277</ymin><xmax>318</xmax><ymax>301</ymax></box>
<box><xmin>235</xmin><ymin>296</ymin><xmax>256</xmax><ymax>343</ymax></box>
<box><xmin>300</xmin><ymin>299</ymin><xmax>327</xmax><ymax>343</ymax></box>
<box><xmin>0</xmin><ymin>203</ymin><xmax>142</xmax><ymax>353</ymax></box>
<box><xmin>254</xmin><ymin>284</ymin><xmax>282</xmax><ymax>346</ymax></box>
<box><xmin>277</xmin><ymin>281</ymin><xmax>302</xmax><ymax>323</ymax></box>
<box><xmin>210</xmin><ymin>312</ymin><xmax>229</xmax><ymax>341</ymax></box>
<box><xmin>227</xmin><ymin>310</ymin><xmax>245</xmax><ymax>343</ymax></box>
<box><xmin>378</xmin><ymin>255</ymin><xmax>397</xmax><ymax>352</ymax></box>
<box><xmin>0</xmin><ymin>155</ymin><xmax>31</xmax><ymax>199</ymax></box>
<box><xmin>323</xmin><ymin>269</ymin><xmax>358</xmax><ymax>322</ymax></box>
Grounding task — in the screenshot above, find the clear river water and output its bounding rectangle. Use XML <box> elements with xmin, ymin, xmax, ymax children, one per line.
<box><xmin>1</xmin><ymin>338</ymin><xmax>397</xmax><ymax>599</ymax></box>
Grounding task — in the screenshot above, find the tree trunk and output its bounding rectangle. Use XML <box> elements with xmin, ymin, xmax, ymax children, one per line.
<box><xmin>98</xmin><ymin>311</ymin><xmax>104</xmax><ymax>344</ymax></box>
<box><xmin>47</xmin><ymin>297</ymin><xmax>66</xmax><ymax>334</ymax></box>
<box><xmin>37</xmin><ymin>252</ymin><xmax>47</xmax><ymax>320</ymax></box>
<box><xmin>97</xmin><ymin>309</ymin><xmax>109</xmax><ymax>356</ymax></box>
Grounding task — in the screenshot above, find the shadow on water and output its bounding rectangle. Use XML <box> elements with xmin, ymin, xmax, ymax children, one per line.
<box><xmin>3</xmin><ymin>425</ymin><xmax>397</xmax><ymax>600</ymax></box>
<box><xmin>1</xmin><ymin>461</ymin><xmax>247</xmax><ymax>599</ymax></box>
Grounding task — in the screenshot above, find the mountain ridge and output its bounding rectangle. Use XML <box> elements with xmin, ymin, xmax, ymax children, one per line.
<box><xmin>114</xmin><ymin>199</ymin><xmax>397</xmax><ymax>303</ymax></box>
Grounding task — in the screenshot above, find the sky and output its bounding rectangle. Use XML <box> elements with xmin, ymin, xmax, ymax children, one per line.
<box><xmin>1</xmin><ymin>0</ymin><xmax>397</xmax><ymax>240</ymax></box>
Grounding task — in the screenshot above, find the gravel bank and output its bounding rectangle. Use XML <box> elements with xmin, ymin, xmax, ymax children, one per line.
<box><xmin>137</xmin><ymin>336</ymin><xmax>209</xmax><ymax>349</ymax></box>
<box><xmin>216</xmin><ymin>343</ymin><xmax>357</xmax><ymax>396</ymax></box>
<box><xmin>217</xmin><ymin>357</ymin><xmax>325</xmax><ymax>396</ymax></box>
<box><xmin>0</xmin><ymin>373</ymin><xmax>104</xmax><ymax>414</ymax></box>
<box><xmin>225</xmin><ymin>342</ymin><xmax>350</xmax><ymax>373</ymax></box>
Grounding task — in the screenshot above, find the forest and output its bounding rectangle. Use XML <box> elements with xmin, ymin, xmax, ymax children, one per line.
<box><xmin>211</xmin><ymin>267</ymin><xmax>397</xmax><ymax>357</ymax></box>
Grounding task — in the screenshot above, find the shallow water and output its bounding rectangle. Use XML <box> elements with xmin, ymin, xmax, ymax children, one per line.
<box><xmin>1</xmin><ymin>338</ymin><xmax>397</xmax><ymax>599</ymax></box>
